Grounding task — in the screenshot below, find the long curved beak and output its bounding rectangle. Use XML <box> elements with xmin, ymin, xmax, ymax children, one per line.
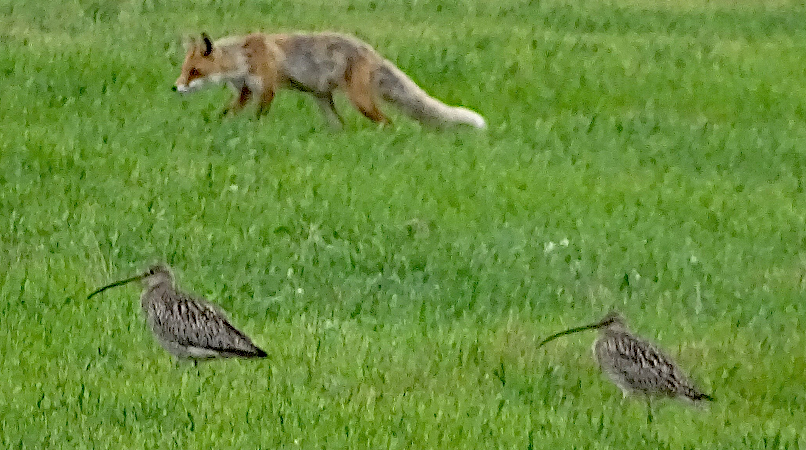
<box><xmin>87</xmin><ymin>273</ymin><xmax>146</xmax><ymax>299</ymax></box>
<box><xmin>537</xmin><ymin>321</ymin><xmax>604</xmax><ymax>348</ymax></box>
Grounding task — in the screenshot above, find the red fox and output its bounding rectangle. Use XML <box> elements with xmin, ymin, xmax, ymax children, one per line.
<box><xmin>173</xmin><ymin>32</ymin><xmax>486</xmax><ymax>129</ymax></box>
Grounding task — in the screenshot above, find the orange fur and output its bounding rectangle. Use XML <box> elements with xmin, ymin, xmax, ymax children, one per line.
<box><xmin>174</xmin><ymin>32</ymin><xmax>486</xmax><ymax>129</ymax></box>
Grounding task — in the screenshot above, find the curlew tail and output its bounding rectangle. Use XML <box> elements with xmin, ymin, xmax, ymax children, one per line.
<box><xmin>684</xmin><ymin>388</ymin><xmax>714</xmax><ymax>402</ymax></box>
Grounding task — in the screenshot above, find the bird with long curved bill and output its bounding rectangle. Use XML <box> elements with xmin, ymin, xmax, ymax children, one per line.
<box><xmin>88</xmin><ymin>264</ymin><xmax>267</xmax><ymax>363</ymax></box>
<box><xmin>538</xmin><ymin>311</ymin><xmax>713</xmax><ymax>423</ymax></box>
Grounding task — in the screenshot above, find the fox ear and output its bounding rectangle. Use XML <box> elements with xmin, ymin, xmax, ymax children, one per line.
<box><xmin>182</xmin><ymin>34</ymin><xmax>195</xmax><ymax>51</ymax></box>
<box><xmin>201</xmin><ymin>32</ymin><xmax>213</xmax><ymax>57</ymax></box>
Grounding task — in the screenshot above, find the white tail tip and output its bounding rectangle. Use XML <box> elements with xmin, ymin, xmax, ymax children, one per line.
<box><xmin>468</xmin><ymin>112</ymin><xmax>487</xmax><ymax>129</ymax></box>
<box><xmin>455</xmin><ymin>107</ymin><xmax>487</xmax><ymax>129</ymax></box>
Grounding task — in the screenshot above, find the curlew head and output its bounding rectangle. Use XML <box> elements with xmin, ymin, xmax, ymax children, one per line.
<box><xmin>87</xmin><ymin>264</ymin><xmax>174</xmax><ymax>299</ymax></box>
<box><xmin>596</xmin><ymin>311</ymin><xmax>627</xmax><ymax>330</ymax></box>
<box><xmin>537</xmin><ymin>311</ymin><xmax>628</xmax><ymax>348</ymax></box>
<box><xmin>141</xmin><ymin>263</ymin><xmax>173</xmax><ymax>288</ymax></box>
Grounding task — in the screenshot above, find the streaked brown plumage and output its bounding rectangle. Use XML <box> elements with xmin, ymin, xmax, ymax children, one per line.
<box><xmin>88</xmin><ymin>264</ymin><xmax>267</xmax><ymax>361</ymax></box>
<box><xmin>538</xmin><ymin>311</ymin><xmax>712</xmax><ymax>422</ymax></box>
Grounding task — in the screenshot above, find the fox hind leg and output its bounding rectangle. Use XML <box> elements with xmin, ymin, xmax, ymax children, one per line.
<box><xmin>345</xmin><ymin>63</ymin><xmax>389</xmax><ymax>125</ymax></box>
<box><xmin>313</xmin><ymin>93</ymin><xmax>344</xmax><ymax>128</ymax></box>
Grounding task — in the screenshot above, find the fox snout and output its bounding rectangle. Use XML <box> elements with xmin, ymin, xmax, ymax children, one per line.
<box><xmin>173</xmin><ymin>81</ymin><xmax>194</xmax><ymax>94</ymax></box>
<box><xmin>173</xmin><ymin>76</ymin><xmax>207</xmax><ymax>94</ymax></box>
<box><xmin>174</xmin><ymin>76</ymin><xmax>187</xmax><ymax>93</ymax></box>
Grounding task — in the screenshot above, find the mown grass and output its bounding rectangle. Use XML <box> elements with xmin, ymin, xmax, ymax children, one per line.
<box><xmin>2</xmin><ymin>0</ymin><xmax>806</xmax><ymax>447</ymax></box>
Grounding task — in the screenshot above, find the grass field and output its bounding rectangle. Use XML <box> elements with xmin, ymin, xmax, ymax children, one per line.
<box><xmin>2</xmin><ymin>0</ymin><xmax>806</xmax><ymax>447</ymax></box>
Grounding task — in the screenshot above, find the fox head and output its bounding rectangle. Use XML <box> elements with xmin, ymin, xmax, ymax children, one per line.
<box><xmin>173</xmin><ymin>33</ymin><xmax>222</xmax><ymax>93</ymax></box>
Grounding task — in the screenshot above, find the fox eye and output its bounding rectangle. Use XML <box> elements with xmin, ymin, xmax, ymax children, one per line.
<box><xmin>188</xmin><ymin>68</ymin><xmax>200</xmax><ymax>78</ymax></box>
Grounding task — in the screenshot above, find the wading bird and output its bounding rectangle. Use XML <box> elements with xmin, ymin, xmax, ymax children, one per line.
<box><xmin>88</xmin><ymin>264</ymin><xmax>267</xmax><ymax>363</ymax></box>
<box><xmin>538</xmin><ymin>311</ymin><xmax>713</xmax><ymax>423</ymax></box>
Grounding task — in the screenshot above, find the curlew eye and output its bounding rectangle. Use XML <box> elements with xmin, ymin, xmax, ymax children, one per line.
<box><xmin>149</xmin><ymin>268</ymin><xmax>156</xmax><ymax>275</ymax></box>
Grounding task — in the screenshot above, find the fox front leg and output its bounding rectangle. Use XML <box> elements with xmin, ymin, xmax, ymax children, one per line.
<box><xmin>256</xmin><ymin>88</ymin><xmax>276</xmax><ymax>118</ymax></box>
<box><xmin>222</xmin><ymin>84</ymin><xmax>253</xmax><ymax>117</ymax></box>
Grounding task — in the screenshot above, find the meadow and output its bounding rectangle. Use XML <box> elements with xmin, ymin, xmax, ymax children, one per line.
<box><xmin>2</xmin><ymin>0</ymin><xmax>806</xmax><ymax>447</ymax></box>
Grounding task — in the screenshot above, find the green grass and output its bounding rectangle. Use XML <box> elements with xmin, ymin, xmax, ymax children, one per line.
<box><xmin>2</xmin><ymin>0</ymin><xmax>806</xmax><ymax>447</ymax></box>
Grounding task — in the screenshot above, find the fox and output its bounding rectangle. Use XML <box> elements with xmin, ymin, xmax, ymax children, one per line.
<box><xmin>173</xmin><ymin>32</ymin><xmax>486</xmax><ymax>129</ymax></box>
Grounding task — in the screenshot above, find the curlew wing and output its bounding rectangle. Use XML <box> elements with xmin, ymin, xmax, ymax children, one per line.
<box><xmin>148</xmin><ymin>288</ymin><xmax>267</xmax><ymax>358</ymax></box>
<box><xmin>595</xmin><ymin>331</ymin><xmax>709</xmax><ymax>401</ymax></box>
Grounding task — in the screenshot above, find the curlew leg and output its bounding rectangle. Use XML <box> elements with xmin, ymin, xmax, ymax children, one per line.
<box><xmin>645</xmin><ymin>398</ymin><xmax>653</xmax><ymax>425</ymax></box>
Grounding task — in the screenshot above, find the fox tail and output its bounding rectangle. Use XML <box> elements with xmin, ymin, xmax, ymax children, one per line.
<box><xmin>372</xmin><ymin>60</ymin><xmax>486</xmax><ymax>129</ymax></box>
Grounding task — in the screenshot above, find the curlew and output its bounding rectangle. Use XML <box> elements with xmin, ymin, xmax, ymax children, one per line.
<box><xmin>88</xmin><ymin>264</ymin><xmax>267</xmax><ymax>362</ymax></box>
<box><xmin>538</xmin><ymin>311</ymin><xmax>713</xmax><ymax>423</ymax></box>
